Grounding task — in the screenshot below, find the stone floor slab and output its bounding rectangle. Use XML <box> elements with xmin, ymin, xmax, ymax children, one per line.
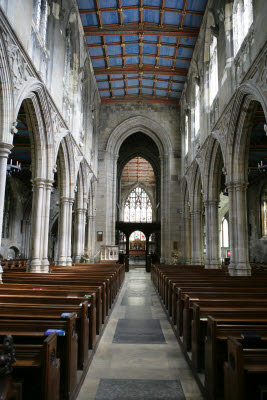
<box><xmin>113</xmin><ymin>319</ymin><xmax>166</xmax><ymax>344</ymax></box>
<box><xmin>95</xmin><ymin>379</ymin><xmax>185</xmax><ymax>400</ymax></box>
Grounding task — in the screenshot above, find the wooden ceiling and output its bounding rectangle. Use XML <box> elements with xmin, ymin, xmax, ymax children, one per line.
<box><xmin>121</xmin><ymin>157</ymin><xmax>155</xmax><ymax>183</ymax></box>
<box><xmin>77</xmin><ymin>0</ymin><xmax>207</xmax><ymax>104</ymax></box>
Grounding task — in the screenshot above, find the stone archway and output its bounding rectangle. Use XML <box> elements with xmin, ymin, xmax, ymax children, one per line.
<box><xmin>96</xmin><ymin>115</ymin><xmax>176</xmax><ymax>263</ymax></box>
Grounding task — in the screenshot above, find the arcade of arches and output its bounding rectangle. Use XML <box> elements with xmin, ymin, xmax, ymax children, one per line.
<box><xmin>0</xmin><ymin>0</ymin><xmax>267</xmax><ymax>399</ymax></box>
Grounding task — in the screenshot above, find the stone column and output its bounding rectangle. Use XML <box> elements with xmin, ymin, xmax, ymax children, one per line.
<box><xmin>190</xmin><ymin>210</ymin><xmax>203</xmax><ymax>264</ymax></box>
<box><xmin>90</xmin><ymin>216</ymin><xmax>96</xmax><ymax>256</ymax></box>
<box><xmin>227</xmin><ymin>182</ymin><xmax>237</xmax><ymax>274</ymax></box>
<box><xmin>183</xmin><ymin>214</ymin><xmax>191</xmax><ymax>264</ymax></box>
<box><xmin>41</xmin><ymin>179</ymin><xmax>53</xmax><ymax>269</ymax></box>
<box><xmin>204</xmin><ymin>200</ymin><xmax>221</xmax><ymax>269</ymax></box>
<box><xmin>28</xmin><ymin>178</ymin><xmax>46</xmax><ymax>272</ymax></box>
<box><xmin>73</xmin><ymin>207</ymin><xmax>87</xmax><ymax>263</ymax></box>
<box><xmin>0</xmin><ymin>143</ymin><xmax>13</xmax><ymax>281</ymax></box>
<box><xmin>57</xmin><ymin>196</ymin><xmax>69</xmax><ymax>266</ymax></box>
<box><xmin>0</xmin><ymin>144</ymin><xmax>12</xmax><ymax>248</ymax></box>
<box><xmin>234</xmin><ymin>181</ymin><xmax>251</xmax><ymax>275</ymax></box>
<box><xmin>66</xmin><ymin>198</ymin><xmax>74</xmax><ymax>266</ymax></box>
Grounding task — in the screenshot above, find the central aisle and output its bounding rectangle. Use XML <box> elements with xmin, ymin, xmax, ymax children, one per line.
<box><xmin>78</xmin><ymin>267</ymin><xmax>203</xmax><ymax>400</ymax></box>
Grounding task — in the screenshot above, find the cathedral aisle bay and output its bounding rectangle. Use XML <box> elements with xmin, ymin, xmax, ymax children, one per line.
<box><xmin>78</xmin><ymin>267</ymin><xmax>203</xmax><ymax>400</ymax></box>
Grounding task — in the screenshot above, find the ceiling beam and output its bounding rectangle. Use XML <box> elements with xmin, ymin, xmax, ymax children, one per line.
<box><xmin>79</xmin><ymin>6</ymin><xmax>204</xmax><ymax>16</ymax></box>
<box><xmin>88</xmin><ymin>42</ymin><xmax>194</xmax><ymax>49</ymax></box>
<box><xmin>83</xmin><ymin>25</ymin><xmax>199</xmax><ymax>37</ymax></box>
<box><xmin>101</xmin><ymin>96</ymin><xmax>179</xmax><ymax>104</ymax></box>
<box><xmin>96</xmin><ymin>76</ymin><xmax>185</xmax><ymax>84</ymax></box>
<box><xmin>94</xmin><ymin>66</ymin><xmax>188</xmax><ymax>76</ymax></box>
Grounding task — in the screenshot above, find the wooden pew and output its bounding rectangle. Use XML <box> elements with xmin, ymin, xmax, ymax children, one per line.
<box><xmin>204</xmin><ymin>315</ymin><xmax>267</xmax><ymax>400</ymax></box>
<box><xmin>224</xmin><ymin>336</ymin><xmax>267</xmax><ymax>400</ymax></box>
<box><xmin>0</xmin><ymin>332</ymin><xmax>60</xmax><ymax>400</ymax></box>
<box><xmin>183</xmin><ymin>297</ymin><xmax>267</xmax><ymax>351</ymax></box>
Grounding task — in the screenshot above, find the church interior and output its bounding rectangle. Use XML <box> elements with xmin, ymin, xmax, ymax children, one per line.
<box><xmin>0</xmin><ymin>0</ymin><xmax>267</xmax><ymax>399</ymax></box>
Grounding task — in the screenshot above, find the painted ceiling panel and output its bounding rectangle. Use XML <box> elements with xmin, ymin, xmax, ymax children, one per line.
<box><xmin>143</xmin><ymin>56</ymin><xmax>156</xmax><ymax>65</ymax></box>
<box><xmin>157</xmin><ymin>81</ymin><xmax>168</xmax><ymax>89</ymax></box>
<box><xmin>81</xmin><ymin>13</ymin><xmax>98</xmax><ymax>26</ymax></box>
<box><xmin>164</xmin><ymin>12</ymin><xmax>181</xmax><ymax>26</ymax></box>
<box><xmin>165</xmin><ymin>0</ymin><xmax>184</xmax><ymax>8</ymax></box>
<box><xmin>160</xmin><ymin>46</ymin><xmax>175</xmax><ymax>57</ymax></box>
<box><xmin>109</xmin><ymin>58</ymin><xmax>123</xmax><ymax>66</ymax></box>
<box><xmin>78</xmin><ymin>0</ymin><xmax>207</xmax><ymax>103</ymax></box>
<box><xmin>122</xmin><ymin>0</ymin><xmax>139</xmax><ymax>5</ymax></box>
<box><xmin>92</xmin><ymin>59</ymin><xmax>106</xmax><ymax>68</ymax></box>
<box><xmin>143</xmin><ymin>79</ymin><xmax>153</xmax><ymax>87</ymax></box>
<box><xmin>99</xmin><ymin>0</ymin><xmax>117</xmax><ymax>7</ymax></box>
<box><xmin>100</xmin><ymin>91</ymin><xmax>110</xmax><ymax>97</ymax></box>
<box><xmin>144</xmin><ymin>0</ymin><xmax>161</xmax><ymax>6</ymax></box>
<box><xmin>107</xmin><ymin>46</ymin><xmax>122</xmax><ymax>56</ymax></box>
<box><xmin>86</xmin><ymin>36</ymin><xmax>102</xmax><ymax>44</ymax></box>
<box><xmin>112</xmin><ymin>80</ymin><xmax>124</xmax><ymax>88</ymax></box>
<box><xmin>143</xmin><ymin>10</ymin><xmax>160</xmax><ymax>24</ymax></box>
<box><xmin>97</xmin><ymin>81</ymin><xmax>109</xmax><ymax>89</ymax></box>
<box><xmin>128</xmin><ymin>88</ymin><xmax>139</xmax><ymax>94</ymax></box>
<box><xmin>125</xmin><ymin>44</ymin><xmax>139</xmax><ymax>54</ymax></box>
<box><xmin>89</xmin><ymin>47</ymin><xmax>105</xmax><ymax>57</ymax></box>
<box><xmin>123</xmin><ymin>9</ymin><xmax>139</xmax><ymax>23</ymax></box>
<box><xmin>102</xmin><ymin>11</ymin><xmax>119</xmax><ymax>25</ymax></box>
<box><xmin>126</xmin><ymin>56</ymin><xmax>139</xmax><ymax>65</ymax></box>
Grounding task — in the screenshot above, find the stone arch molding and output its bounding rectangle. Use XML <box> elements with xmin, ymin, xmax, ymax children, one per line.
<box><xmin>106</xmin><ymin>116</ymin><xmax>173</xmax><ymax>156</ymax></box>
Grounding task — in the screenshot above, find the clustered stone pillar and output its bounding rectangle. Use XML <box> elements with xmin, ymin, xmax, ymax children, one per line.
<box><xmin>85</xmin><ymin>215</ymin><xmax>95</xmax><ymax>258</ymax></box>
<box><xmin>204</xmin><ymin>200</ymin><xmax>221</xmax><ymax>269</ymax></box>
<box><xmin>0</xmin><ymin>143</ymin><xmax>13</xmax><ymax>281</ymax></box>
<box><xmin>190</xmin><ymin>210</ymin><xmax>203</xmax><ymax>265</ymax></box>
<box><xmin>73</xmin><ymin>207</ymin><xmax>87</xmax><ymax>263</ymax></box>
<box><xmin>28</xmin><ymin>177</ymin><xmax>52</xmax><ymax>272</ymax></box>
<box><xmin>183</xmin><ymin>212</ymin><xmax>191</xmax><ymax>264</ymax></box>
<box><xmin>57</xmin><ymin>196</ymin><xmax>73</xmax><ymax>266</ymax></box>
<box><xmin>228</xmin><ymin>181</ymin><xmax>251</xmax><ymax>276</ymax></box>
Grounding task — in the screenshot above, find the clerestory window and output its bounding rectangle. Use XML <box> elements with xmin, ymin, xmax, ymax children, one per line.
<box><xmin>209</xmin><ymin>34</ymin><xmax>218</xmax><ymax>105</ymax></box>
<box><xmin>233</xmin><ymin>0</ymin><xmax>253</xmax><ymax>56</ymax></box>
<box><xmin>33</xmin><ymin>0</ymin><xmax>49</xmax><ymax>45</ymax></box>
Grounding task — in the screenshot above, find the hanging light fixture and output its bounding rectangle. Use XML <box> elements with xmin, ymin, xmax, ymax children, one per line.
<box><xmin>6</xmin><ymin>158</ymin><xmax>21</xmax><ymax>176</ymax></box>
<box><xmin>258</xmin><ymin>160</ymin><xmax>267</xmax><ymax>173</ymax></box>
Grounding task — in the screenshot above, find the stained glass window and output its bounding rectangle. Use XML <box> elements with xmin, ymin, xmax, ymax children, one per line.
<box><xmin>124</xmin><ymin>187</ymin><xmax>152</xmax><ymax>223</ymax></box>
<box><xmin>195</xmin><ymin>84</ymin><xmax>200</xmax><ymax>136</ymax></box>
<box><xmin>233</xmin><ymin>0</ymin><xmax>253</xmax><ymax>56</ymax></box>
<box><xmin>185</xmin><ymin>115</ymin><xmax>189</xmax><ymax>154</ymax></box>
<box><xmin>261</xmin><ymin>185</ymin><xmax>267</xmax><ymax>237</ymax></box>
<box><xmin>221</xmin><ymin>217</ymin><xmax>229</xmax><ymax>248</ymax></box>
<box><xmin>209</xmin><ymin>34</ymin><xmax>218</xmax><ymax>105</ymax></box>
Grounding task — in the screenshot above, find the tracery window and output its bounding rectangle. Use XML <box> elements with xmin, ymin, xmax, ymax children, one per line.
<box><xmin>64</xmin><ymin>31</ymin><xmax>72</xmax><ymax>93</ymax></box>
<box><xmin>233</xmin><ymin>0</ymin><xmax>253</xmax><ymax>56</ymax></box>
<box><xmin>185</xmin><ymin>115</ymin><xmax>189</xmax><ymax>154</ymax></box>
<box><xmin>33</xmin><ymin>0</ymin><xmax>49</xmax><ymax>45</ymax></box>
<box><xmin>209</xmin><ymin>34</ymin><xmax>218</xmax><ymax>105</ymax></box>
<box><xmin>195</xmin><ymin>84</ymin><xmax>200</xmax><ymax>135</ymax></box>
<box><xmin>221</xmin><ymin>217</ymin><xmax>229</xmax><ymax>248</ymax></box>
<box><xmin>124</xmin><ymin>187</ymin><xmax>152</xmax><ymax>223</ymax></box>
<box><xmin>261</xmin><ymin>184</ymin><xmax>267</xmax><ymax>237</ymax></box>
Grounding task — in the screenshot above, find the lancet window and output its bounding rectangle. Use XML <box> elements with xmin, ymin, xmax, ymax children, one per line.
<box><xmin>124</xmin><ymin>187</ymin><xmax>152</xmax><ymax>223</ymax></box>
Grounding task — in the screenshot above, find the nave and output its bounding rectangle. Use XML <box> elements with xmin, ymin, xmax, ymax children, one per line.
<box><xmin>78</xmin><ymin>266</ymin><xmax>202</xmax><ymax>400</ymax></box>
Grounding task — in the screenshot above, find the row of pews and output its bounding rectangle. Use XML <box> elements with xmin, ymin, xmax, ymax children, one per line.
<box><xmin>151</xmin><ymin>264</ymin><xmax>267</xmax><ymax>400</ymax></box>
<box><xmin>0</xmin><ymin>262</ymin><xmax>125</xmax><ymax>400</ymax></box>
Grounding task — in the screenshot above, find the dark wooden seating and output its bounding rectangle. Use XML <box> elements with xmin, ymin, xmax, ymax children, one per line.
<box><xmin>0</xmin><ymin>262</ymin><xmax>125</xmax><ymax>399</ymax></box>
<box><xmin>224</xmin><ymin>336</ymin><xmax>267</xmax><ymax>400</ymax></box>
<box><xmin>0</xmin><ymin>332</ymin><xmax>60</xmax><ymax>400</ymax></box>
<box><xmin>151</xmin><ymin>263</ymin><xmax>267</xmax><ymax>400</ymax></box>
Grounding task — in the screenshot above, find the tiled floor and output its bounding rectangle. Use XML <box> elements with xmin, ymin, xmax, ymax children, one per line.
<box><xmin>77</xmin><ymin>267</ymin><xmax>203</xmax><ymax>400</ymax></box>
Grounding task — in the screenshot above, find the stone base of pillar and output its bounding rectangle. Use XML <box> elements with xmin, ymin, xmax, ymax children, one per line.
<box><xmin>205</xmin><ymin>261</ymin><xmax>221</xmax><ymax>269</ymax></box>
<box><xmin>160</xmin><ymin>257</ymin><xmax>165</xmax><ymax>264</ymax></box>
<box><xmin>74</xmin><ymin>256</ymin><xmax>81</xmax><ymax>263</ymax></box>
<box><xmin>66</xmin><ymin>258</ymin><xmax>73</xmax><ymax>266</ymax></box>
<box><xmin>56</xmin><ymin>257</ymin><xmax>68</xmax><ymax>266</ymax></box>
<box><xmin>228</xmin><ymin>263</ymin><xmax>251</xmax><ymax>276</ymax></box>
<box><xmin>191</xmin><ymin>258</ymin><xmax>202</xmax><ymax>265</ymax></box>
<box><xmin>27</xmin><ymin>264</ymin><xmax>49</xmax><ymax>273</ymax></box>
